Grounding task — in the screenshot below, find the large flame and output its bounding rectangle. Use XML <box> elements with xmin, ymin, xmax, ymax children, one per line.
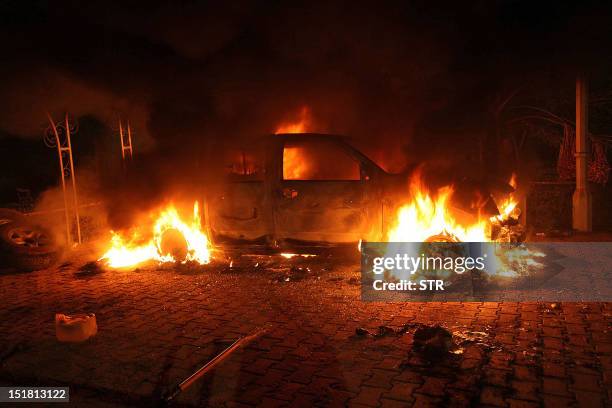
<box><xmin>382</xmin><ymin>172</ymin><xmax>543</xmax><ymax>278</ymax></box>
<box><xmin>275</xmin><ymin>106</ymin><xmax>311</xmax><ymax>134</ymax></box>
<box><xmin>387</xmin><ymin>174</ymin><xmax>488</xmax><ymax>242</ymax></box>
<box><xmin>283</xmin><ymin>147</ymin><xmax>308</xmax><ymax>179</ymax></box>
<box><xmin>276</xmin><ymin>107</ymin><xmax>311</xmax><ymax>180</ymax></box>
<box><xmin>100</xmin><ymin>201</ymin><xmax>211</xmax><ymax>268</ymax></box>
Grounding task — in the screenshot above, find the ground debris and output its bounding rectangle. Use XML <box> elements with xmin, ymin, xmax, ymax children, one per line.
<box><xmin>347</xmin><ymin>276</ymin><xmax>361</xmax><ymax>285</ymax></box>
<box><xmin>413</xmin><ymin>325</ymin><xmax>453</xmax><ymax>359</ymax></box>
<box><xmin>74</xmin><ymin>261</ymin><xmax>105</xmax><ymax>278</ymax></box>
<box><xmin>541</xmin><ymin>302</ymin><xmax>562</xmax><ymax>313</ymax></box>
<box><xmin>356</xmin><ymin>323</ymin><xmax>501</xmax><ymax>361</ymax></box>
<box><xmin>355</xmin><ymin>325</ymin><xmax>398</xmax><ymax>337</ymax></box>
<box><xmin>355</xmin><ymin>322</ymin><xmax>432</xmax><ymax>338</ymax></box>
<box><xmin>451</xmin><ymin>328</ymin><xmax>500</xmax><ymax>353</ymax></box>
<box><xmin>57</xmin><ymin>262</ymin><xmax>73</xmax><ymax>271</ymax></box>
<box><xmin>272</xmin><ymin>265</ymin><xmax>318</xmax><ymax>282</ymax></box>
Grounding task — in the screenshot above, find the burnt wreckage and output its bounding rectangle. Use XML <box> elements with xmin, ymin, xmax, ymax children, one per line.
<box><xmin>208</xmin><ymin>133</ymin><xmax>505</xmax><ymax>244</ymax></box>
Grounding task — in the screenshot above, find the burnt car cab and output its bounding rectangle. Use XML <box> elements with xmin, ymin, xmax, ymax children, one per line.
<box><xmin>207</xmin><ymin>133</ymin><xmax>499</xmax><ymax>245</ymax></box>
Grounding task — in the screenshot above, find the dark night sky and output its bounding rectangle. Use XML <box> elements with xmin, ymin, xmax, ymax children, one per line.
<box><xmin>1</xmin><ymin>0</ymin><xmax>611</xmax><ymax>203</ymax></box>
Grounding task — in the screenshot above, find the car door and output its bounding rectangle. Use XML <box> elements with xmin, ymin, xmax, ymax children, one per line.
<box><xmin>274</xmin><ymin>138</ymin><xmax>370</xmax><ymax>243</ymax></box>
<box><xmin>209</xmin><ymin>146</ymin><xmax>269</xmax><ymax>241</ymax></box>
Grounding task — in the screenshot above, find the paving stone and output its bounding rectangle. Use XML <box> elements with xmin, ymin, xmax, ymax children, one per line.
<box><xmin>541</xmin><ymin>394</ymin><xmax>574</xmax><ymax>408</ymax></box>
<box><xmin>417</xmin><ymin>377</ymin><xmax>448</xmax><ymax>397</ymax></box>
<box><xmin>511</xmin><ymin>380</ymin><xmax>539</xmax><ymax>402</ymax></box>
<box><xmin>573</xmin><ymin>390</ymin><xmax>604</xmax><ymax>408</ymax></box>
<box><xmin>507</xmin><ymin>398</ymin><xmax>539</xmax><ymax>408</ymax></box>
<box><xmin>542</xmin><ymin>377</ymin><xmax>571</xmax><ymax>397</ymax></box>
<box><xmin>570</xmin><ymin>372</ymin><xmax>602</xmax><ymax>392</ymax></box>
<box><xmin>363</xmin><ymin>369</ymin><xmax>396</xmax><ymax>390</ymax></box>
<box><xmin>350</xmin><ymin>385</ymin><xmax>386</xmax><ymax>407</ymax></box>
<box><xmin>480</xmin><ymin>386</ymin><xmax>508</xmax><ymax>407</ymax></box>
<box><xmin>383</xmin><ymin>381</ymin><xmax>418</xmax><ymax>402</ymax></box>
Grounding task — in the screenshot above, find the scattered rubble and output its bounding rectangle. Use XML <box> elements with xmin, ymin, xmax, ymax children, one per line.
<box><xmin>413</xmin><ymin>325</ymin><xmax>453</xmax><ymax>359</ymax></box>
<box><xmin>274</xmin><ymin>266</ymin><xmax>314</xmax><ymax>282</ymax></box>
<box><xmin>355</xmin><ymin>323</ymin><xmax>503</xmax><ymax>362</ymax></box>
<box><xmin>451</xmin><ymin>328</ymin><xmax>500</xmax><ymax>352</ymax></box>
<box><xmin>543</xmin><ymin>302</ymin><xmax>562</xmax><ymax>313</ymax></box>
<box><xmin>355</xmin><ymin>325</ymin><xmax>399</xmax><ymax>338</ymax></box>
<box><xmin>74</xmin><ymin>261</ymin><xmax>105</xmax><ymax>278</ymax></box>
<box><xmin>347</xmin><ymin>276</ymin><xmax>361</xmax><ymax>285</ymax></box>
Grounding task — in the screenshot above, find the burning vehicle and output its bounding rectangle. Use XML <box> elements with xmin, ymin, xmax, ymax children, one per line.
<box><xmin>207</xmin><ymin>132</ymin><xmax>515</xmax><ymax>245</ymax></box>
<box><xmin>98</xmin><ymin>132</ymin><xmax>521</xmax><ymax>269</ymax></box>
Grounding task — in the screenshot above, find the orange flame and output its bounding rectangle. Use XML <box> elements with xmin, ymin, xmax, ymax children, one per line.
<box><xmin>387</xmin><ymin>174</ymin><xmax>489</xmax><ymax>242</ymax></box>
<box><xmin>276</xmin><ymin>107</ymin><xmax>312</xmax><ymax>179</ymax></box>
<box><xmin>275</xmin><ymin>106</ymin><xmax>311</xmax><ymax>134</ymax></box>
<box><xmin>283</xmin><ymin>146</ymin><xmax>308</xmax><ymax>179</ymax></box>
<box><xmin>381</xmin><ymin>173</ymin><xmax>543</xmax><ymax>277</ymax></box>
<box><xmin>491</xmin><ymin>173</ymin><xmax>519</xmax><ymax>223</ymax></box>
<box><xmin>99</xmin><ymin>201</ymin><xmax>211</xmax><ymax>268</ymax></box>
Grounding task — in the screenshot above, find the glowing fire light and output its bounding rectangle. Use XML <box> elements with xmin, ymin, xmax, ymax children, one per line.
<box><xmin>387</xmin><ymin>174</ymin><xmax>488</xmax><ymax>242</ymax></box>
<box><xmin>381</xmin><ymin>172</ymin><xmax>543</xmax><ymax>278</ymax></box>
<box><xmin>283</xmin><ymin>147</ymin><xmax>308</xmax><ymax>179</ymax></box>
<box><xmin>99</xmin><ymin>202</ymin><xmax>211</xmax><ymax>268</ymax></box>
<box><xmin>491</xmin><ymin>173</ymin><xmax>519</xmax><ymax>223</ymax></box>
<box><xmin>276</xmin><ymin>107</ymin><xmax>311</xmax><ymax>180</ymax></box>
<box><xmin>275</xmin><ymin>106</ymin><xmax>311</xmax><ymax>134</ymax></box>
<box><xmin>280</xmin><ymin>253</ymin><xmax>317</xmax><ymax>259</ymax></box>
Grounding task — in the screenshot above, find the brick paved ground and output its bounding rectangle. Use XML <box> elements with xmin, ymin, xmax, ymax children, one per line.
<box><xmin>0</xmin><ymin>246</ymin><xmax>610</xmax><ymax>407</ymax></box>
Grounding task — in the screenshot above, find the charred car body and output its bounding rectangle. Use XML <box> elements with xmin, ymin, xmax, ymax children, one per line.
<box><xmin>208</xmin><ymin>133</ymin><xmax>503</xmax><ymax>244</ymax></box>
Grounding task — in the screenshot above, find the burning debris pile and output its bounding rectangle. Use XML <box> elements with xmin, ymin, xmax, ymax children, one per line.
<box><xmin>99</xmin><ymin>201</ymin><xmax>211</xmax><ymax>268</ymax></box>
<box><xmin>387</xmin><ymin>174</ymin><xmax>489</xmax><ymax>243</ymax></box>
<box><xmin>489</xmin><ymin>174</ymin><xmax>525</xmax><ymax>242</ymax></box>
<box><xmin>386</xmin><ymin>172</ymin><xmax>522</xmax><ymax>243</ymax></box>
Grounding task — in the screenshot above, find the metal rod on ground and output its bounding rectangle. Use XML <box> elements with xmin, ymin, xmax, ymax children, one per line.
<box><xmin>164</xmin><ymin>327</ymin><xmax>268</xmax><ymax>403</ymax></box>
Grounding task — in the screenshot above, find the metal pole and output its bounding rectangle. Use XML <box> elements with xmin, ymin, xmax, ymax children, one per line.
<box><xmin>65</xmin><ymin>114</ymin><xmax>82</xmax><ymax>244</ymax></box>
<box><xmin>126</xmin><ymin>121</ymin><xmax>133</xmax><ymax>159</ymax></box>
<box><xmin>164</xmin><ymin>327</ymin><xmax>268</xmax><ymax>403</ymax></box>
<box><xmin>46</xmin><ymin>113</ymin><xmax>71</xmax><ymax>245</ymax></box>
<box><xmin>119</xmin><ymin>120</ymin><xmax>125</xmax><ymax>160</ymax></box>
<box><xmin>572</xmin><ymin>75</ymin><xmax>592</xmax><ymax>231</ymax></box>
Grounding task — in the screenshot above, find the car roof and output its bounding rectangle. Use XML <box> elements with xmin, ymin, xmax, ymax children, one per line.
<box><xmin>222</xmin><ymin>133</ymin><xmax>387</xmax><ymax>173</ymax></box>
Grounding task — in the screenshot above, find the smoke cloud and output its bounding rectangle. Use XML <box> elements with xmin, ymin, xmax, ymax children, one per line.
<box><xmin>0</xmin><ymin>1</ymin><xmax>610</xmax><ymax>225</ymax></box>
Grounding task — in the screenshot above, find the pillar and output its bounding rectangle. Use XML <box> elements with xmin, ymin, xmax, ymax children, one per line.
<box><xmin>572</xmin><ymin>75</ymin><xmax>592</xmax><ymax>231</ymax></box>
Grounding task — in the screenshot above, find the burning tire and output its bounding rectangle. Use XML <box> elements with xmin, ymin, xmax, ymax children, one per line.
<box><xmin>0</xmin><ymin>211</ymin><xmax>59</xmax><ymax>272</ymax></box>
